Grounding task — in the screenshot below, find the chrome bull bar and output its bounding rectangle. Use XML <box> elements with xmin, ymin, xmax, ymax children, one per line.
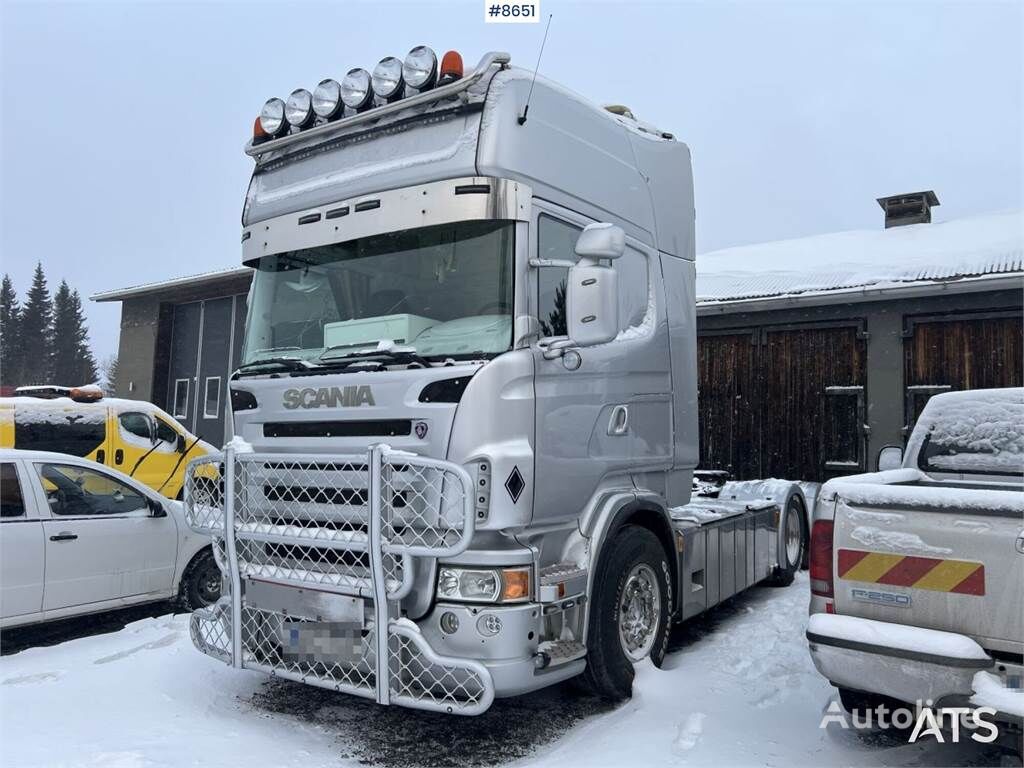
<box><xmin>183</xmin><ymin>443</ymin><xmax>494</xmax><ymax>715</ymax></box>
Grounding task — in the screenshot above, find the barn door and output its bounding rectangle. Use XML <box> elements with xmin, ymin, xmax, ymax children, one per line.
<box><xmin>904</xmin><ymin>311</ymin><xmax>1024</xmax><ymax>435</ymax></box>
<box><xmin>696</xmin><ymin>331</ymin><xmax>758</xmax><ymax>479</ymax></box>
<box><xmin>760</xmin><ymin>324</ymin><xmax>867</xmax><ymax>483</ymax></box>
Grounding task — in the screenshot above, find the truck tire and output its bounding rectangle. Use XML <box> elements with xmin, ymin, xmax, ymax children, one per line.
<box><xmin>579</xmin><ymin>525</ymin><xmax>672</xmax><ymax>701</ymax></box>
<box><xmin>179</xmin><ymin>549</ymin><xmax>221</xmax><ymax>611</ymax></box>
<box><xmin>767</xmin><ymin>494</ymin><xmax>806</xmax><ymax>587</ymax></box>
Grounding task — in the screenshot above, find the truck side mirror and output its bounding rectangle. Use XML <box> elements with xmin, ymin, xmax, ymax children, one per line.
<box><xmin>877</xmin><ymin>445</ymin><xmax>904</xmax><ymax>471</ymax></box>
<box><xmin>566</xmin><ymin>223</ymin><xmax>624</xmax><ymax>348</ymax></box>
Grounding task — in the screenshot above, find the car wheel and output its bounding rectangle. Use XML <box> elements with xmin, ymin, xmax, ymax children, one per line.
<box><xmin>180</xmin><ymin>549</ymin><xmax>221</xmax><ymax>611</ymax></box>
<box><xmin>767</xmin><ymin>495</ymin><xmax>806</xmax><ymax>587</ymax></box>
<box><xmin>578</xmin><ymin>525</ymin><xmax>672</xmax><ymax>701</ymax></box>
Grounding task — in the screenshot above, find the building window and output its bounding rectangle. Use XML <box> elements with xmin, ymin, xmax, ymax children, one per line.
<box><xmin>173</xmin><ymin>379</ymin><xmax>189</xmax><ymax>419</ymax></box>
<box><xmin>204</xmin><ymin>377</ymin><xmax>221</xmax><ymax>419</ymax></box>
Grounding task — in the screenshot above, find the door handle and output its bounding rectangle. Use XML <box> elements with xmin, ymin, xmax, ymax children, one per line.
<box><xmin>96</xmin><ymin>449</ymin><xmax>105</xmax><ymax>463</ymax></box>
<box><xmin>49</xmin><ymin>532</ymin><xmax>78</xmax><ymax>542</ymax></box>
<box><xmin>114</xmin><ymin>448</ymin><xmax>124</xmax><ymax>465</ymax></box>
<box><xmin>608</xmin><ymin>405</ymin><xmax>629</xmax><ymax>436</ymax></box>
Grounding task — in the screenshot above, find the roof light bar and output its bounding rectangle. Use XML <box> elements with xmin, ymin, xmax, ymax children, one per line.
<box><xmin>246</xmin><ymin>51</ymin><xmax>511</xmax><ymax>157</ymax></box>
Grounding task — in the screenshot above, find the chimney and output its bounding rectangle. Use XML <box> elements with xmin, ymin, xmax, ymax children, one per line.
<box><xmin>876</xmin><ymin>190</ymin><xmax>940</xmax><ymax>229</ymax></box>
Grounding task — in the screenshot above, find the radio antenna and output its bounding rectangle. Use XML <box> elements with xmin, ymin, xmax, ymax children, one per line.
<box><xmin>518</xmin><ymin>13</ymin><xmax>553</xmax><ymax>126</ymax></box>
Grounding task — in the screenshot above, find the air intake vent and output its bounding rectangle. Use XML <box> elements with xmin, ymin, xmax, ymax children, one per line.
<box><xmin>876</xmin><ymin>191</ymin><xmax>939</xmax><ymax>228</ymax></box>
<box><xmin>263</xmin><ymin>420</ymin><xmax>412</xmax><ymax>438</ymax></box>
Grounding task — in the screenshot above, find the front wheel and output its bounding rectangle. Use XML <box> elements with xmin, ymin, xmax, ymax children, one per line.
<box><xmin>579</xmin><ymin>525</ymin><xmax>672</xmax><ymax>701</ymax></box>
<box><xmin>179</xmin><ymin>549</ymin><xmax>221</xmax><ymax>611</ymax></box>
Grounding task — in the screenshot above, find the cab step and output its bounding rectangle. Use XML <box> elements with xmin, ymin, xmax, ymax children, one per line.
<box><xmin>538</xmin><ymin>563</ymin><xmax>588</xmax><ymax>602</ymax></box>
<box><xmin>535</xmin><ymin>639</ymin><xmax>587</xmax><ymax>669</ymax></box>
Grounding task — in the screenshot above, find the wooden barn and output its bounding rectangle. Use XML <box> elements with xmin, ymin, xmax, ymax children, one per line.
<box><xmin>695</xmin><ymin>193</ymin><xmax>1023</xmax><ymax>483</ymax></box>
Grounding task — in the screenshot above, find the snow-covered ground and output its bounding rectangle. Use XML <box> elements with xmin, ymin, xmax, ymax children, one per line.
<box><xmin>0</xmin><ymin>574</ymin><xmax>1014</xmax><ymax>768</ymax></box>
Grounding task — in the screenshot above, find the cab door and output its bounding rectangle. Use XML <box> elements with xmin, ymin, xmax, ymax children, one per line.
<box><xmin>531</xmin><ymin>204</ymin><xmax>673</xmax><ymax>525</ymax></box>
<box><xmin>112</xmin><ymin>409</ymin><xmax>174</xmax><ymax>493</ymax></box>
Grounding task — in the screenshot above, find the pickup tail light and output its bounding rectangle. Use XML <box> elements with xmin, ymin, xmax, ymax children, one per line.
<box><xmin>809</xmin><ymin>519</ymin><xmax>835</xmax><ymax>598</ymax></box>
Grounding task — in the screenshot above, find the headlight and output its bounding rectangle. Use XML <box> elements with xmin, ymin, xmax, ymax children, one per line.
<box><xmin>402</xmin><ymin>45</ymin><xmax>437</xmax><ymax>91</ymax></box>
<box><xmin>371</xmin><ymin>56</ymin><xmax>404</xmax><ymax>101</ymax></box>
<box><xmin>285</xmin><ymin>88</ymin><xmax>314</xmax><ymax>128</ymax></box>
<box><xmin>312</xmin><ymin>78</ymin><xmax>342</xmax><ymax>119</ymax></box>
<box><xmin>258</xmin><ymin>97</ymin><xmax>286</xmax><ymax>137</ymax></box>
<box><xmin>436</xmin><ymin>566</ymin><xmax>531</xmax><ymax>604</ymax></box>
<box><xmin>341</xmin><ymin>68</ymin><xmax>372</xmax><ymax>110</ymax></box>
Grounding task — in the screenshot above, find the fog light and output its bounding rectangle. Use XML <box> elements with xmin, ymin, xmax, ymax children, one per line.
<box><xmin>477</xmin><ymin>614</ymin><xmax>502</xmax><ymax>637</ymax></box>
<box><xmin>439</xmin><ymin>611</ymin><xmax>459</xmax><ymax>635</ymax></box>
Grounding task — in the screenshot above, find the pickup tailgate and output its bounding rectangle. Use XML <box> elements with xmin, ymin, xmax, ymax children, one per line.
<box><xmin>831</xmin><ymin>484</ymin><xmax>1024</xmax><ymax>652</ymax></box>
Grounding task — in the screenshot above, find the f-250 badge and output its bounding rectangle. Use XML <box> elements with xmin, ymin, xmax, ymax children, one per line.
<box><xmin>282</xmin><ymin>386</ymin><xmax>375</xmax><ymax>409</ymax></box>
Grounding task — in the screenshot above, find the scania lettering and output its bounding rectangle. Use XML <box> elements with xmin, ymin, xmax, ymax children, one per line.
<box><xmin>185</xmin><ymin>47</ymin><xmax>809</xmax><ymax>715</ymax></box>
<box><xmin>282</xmin><ymin>386</ymin><xmax>376</xmax><ymax>410</ymax></box>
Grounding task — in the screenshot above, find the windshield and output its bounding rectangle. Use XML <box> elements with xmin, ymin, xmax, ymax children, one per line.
<box><xmin>242</xmin><ymin>220</ymin><xmax>514</xmax><ymax>365</ymax></box>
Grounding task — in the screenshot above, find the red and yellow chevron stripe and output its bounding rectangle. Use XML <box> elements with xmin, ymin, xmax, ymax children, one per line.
<box><xmin>837</xmin><ymin>549</ymin><xmax>985</xmax><ymax>596</ymax></box>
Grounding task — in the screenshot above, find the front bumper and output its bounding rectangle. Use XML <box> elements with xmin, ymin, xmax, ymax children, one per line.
<box><xmin>185</xmin><ymin>444</ymin><xmax>497</xmax><ymax>715</ymax></box>
<box><xmin>807</xmin><ymin>613</ymin><xmax>1023</xmax><ymax>722</ymax></box>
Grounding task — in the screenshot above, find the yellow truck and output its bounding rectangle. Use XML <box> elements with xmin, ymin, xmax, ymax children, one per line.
<box><xmin>0</xmin><ymin>386</ymin><xmax>215</xmax><ymax>499</ymax></box>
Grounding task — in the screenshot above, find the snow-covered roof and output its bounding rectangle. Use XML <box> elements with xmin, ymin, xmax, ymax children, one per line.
<box><xmin>696</xmin><ymin>208</ymin><xmax>1023</xmax><ymax>310</ymax></box>
<box><xmin>91</xmin><ymin>267</ymin><xmax>250</xmax><ymax>302</ymax></box>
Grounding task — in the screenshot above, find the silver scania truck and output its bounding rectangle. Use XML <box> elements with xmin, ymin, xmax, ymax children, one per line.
<box><xmin>185</xmin><ymin>47</ymin><xmax>808</xmax><ymax>715</ymax></box>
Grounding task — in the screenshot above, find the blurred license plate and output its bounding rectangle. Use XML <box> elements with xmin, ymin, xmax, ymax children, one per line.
<box><xmin>281</xmin><ymin>621</ymin><xmax>365</xmax><ymax>665</ymax></box>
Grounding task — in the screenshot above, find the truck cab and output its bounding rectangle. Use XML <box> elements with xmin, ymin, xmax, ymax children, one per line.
<box><xmin>186</xmin><ymin>47</ymin><xmax>803</xmax><ymax>715</ymax></box>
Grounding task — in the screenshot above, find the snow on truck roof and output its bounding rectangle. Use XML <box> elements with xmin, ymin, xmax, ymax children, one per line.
<box><xmin>696</xmin><ymin>208</ymin><xmax>1023</xmax><ymax>311</ymax></box>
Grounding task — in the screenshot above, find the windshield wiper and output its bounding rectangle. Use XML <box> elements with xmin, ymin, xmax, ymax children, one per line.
<box><xmin>319</xmin><ymin>347</ymin><xmax>434</xmax><ymax>369</ymax></box>
<box><xmin>233</xmin><ymin>357</ymin><xmax>317</xmax><ymax>377</ymax></box>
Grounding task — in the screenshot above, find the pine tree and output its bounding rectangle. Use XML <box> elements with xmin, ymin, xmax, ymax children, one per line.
<box><xmin>101</xmin><ymin>354</ymin><xmax>120</xmax><ymax>394</ymax></box>
<box><xmin>19</xmin><ymin>263</ymin><xmax>54</xmax><ymax>385</ymax></box>
<box><xmin>0</xmin><ymin>274</ymin><xmax>22</xmax><ymax>387</ymax></box>
<box><xmin>52</xmin><ymin>281</ymin><xmax>98</xmax><ymax>385</ymax></box>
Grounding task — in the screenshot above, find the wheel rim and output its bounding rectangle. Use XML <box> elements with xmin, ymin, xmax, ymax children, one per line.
<box><xmin>617</xmin><ymin>563</ymin><xmax>661</xmax><ymax>662</ymax></box>
<box><xmin>785</xmin><ymin>504</ymin><xmax>802</xmax><ymax>566</ymax></box>
<box><xmin>197</xmin><ymin>564</ymin><xmax>221</xmax><ymax>605</ymax></box>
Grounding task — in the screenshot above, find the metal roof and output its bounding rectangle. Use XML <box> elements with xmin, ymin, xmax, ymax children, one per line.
<box><xmin>696</xmin><ymin>208</ymin><xmax>1023</xmax><ymax>312</ymax></box>
<box><xmin>91</xmin><ymin>267</ymin><xmax>251</xmax><ymax>302</ymax></box>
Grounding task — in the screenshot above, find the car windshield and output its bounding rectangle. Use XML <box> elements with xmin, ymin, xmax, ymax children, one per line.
<box><xmin>242</xmin><ymin>220</ymin><xmax>514</xmax><ymax>365</ymax></box>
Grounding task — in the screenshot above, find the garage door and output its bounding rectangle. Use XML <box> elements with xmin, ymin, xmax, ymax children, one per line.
<box><xmin>904</xmin><ymin>311</ymin><xmax>1024</xmax><ymax>433</ymax></box>
<box><xmin>697</xmin><ymin>331</ymin><xmax>758</xmax><ymax>480</ymax></box>
<box><xmin>697</xmin><ymin>322</ymin><xmax>868</xmax><ymax>483</ymax></box>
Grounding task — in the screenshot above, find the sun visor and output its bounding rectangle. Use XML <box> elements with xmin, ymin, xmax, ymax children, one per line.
<box><xmin>243</xmin><ymin>108</ymin><xmax>482</xmax><ymax>226</ymax></box>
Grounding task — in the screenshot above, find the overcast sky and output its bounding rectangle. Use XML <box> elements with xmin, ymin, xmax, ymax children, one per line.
<box><xmin>2</xmin><ymin>0</ymin><xmax>1021</xmax><ymax>360</ymax></box>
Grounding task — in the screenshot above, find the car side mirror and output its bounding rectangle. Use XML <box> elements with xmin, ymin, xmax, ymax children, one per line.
<box><xmin>176</xmin><ymin>434</ymin><xmax>187</xmax><ymax>453</ymax></box>
<box><xmin>566</xmin><ymin>223</ymin><xmax>624</xmax><ymax>348</ymax></box>
<box><xmin>147</xmin><ymin>497</ymin><xmax>168</xmax><ymax>518</ymax></box>
<box><xmin>877</xmin><ymin>445</ymin><xmax>904</xmax><ymax>471</ymax></box>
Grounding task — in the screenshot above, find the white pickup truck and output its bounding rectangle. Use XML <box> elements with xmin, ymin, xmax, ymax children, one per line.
<box><xmin>807</xmin><ymin>388</ymin><xmax>1023</xmax><ymax>725</ymax></box>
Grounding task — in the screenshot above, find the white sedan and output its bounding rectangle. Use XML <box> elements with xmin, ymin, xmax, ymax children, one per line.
<box><xmin>0</xmin><ymin>448</ymin><xmax>219</xmax><ymax>629</ymax></box>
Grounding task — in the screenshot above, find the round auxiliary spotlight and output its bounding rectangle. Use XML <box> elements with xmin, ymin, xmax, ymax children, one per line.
<box><xmin>341</xmin><ymin>68</ymin><xmax>373</xmax><ymax>110</ymax></box>
<box><xmin>258</xmin><ymin>97</ymin><xmax>287</xmax><ymax>137</ymax></box>
<box><xmin>402</xmin><ymin>45</ymin><xmax>437</xmax><ymax>91</ymax></box>
<box><xmin>371</xmin><ymin>56</ymin><xmax>404</xmax><ymax>101</ymax></box>
<box><xmin>312</xmin><ymin>78</ymin><xmax>343</xmax><ymax>119</ymax></box>
<box><xmin>285</xmin><ymin>88</ymin><xmax>315</xmax><ymax>129</ymax></box>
